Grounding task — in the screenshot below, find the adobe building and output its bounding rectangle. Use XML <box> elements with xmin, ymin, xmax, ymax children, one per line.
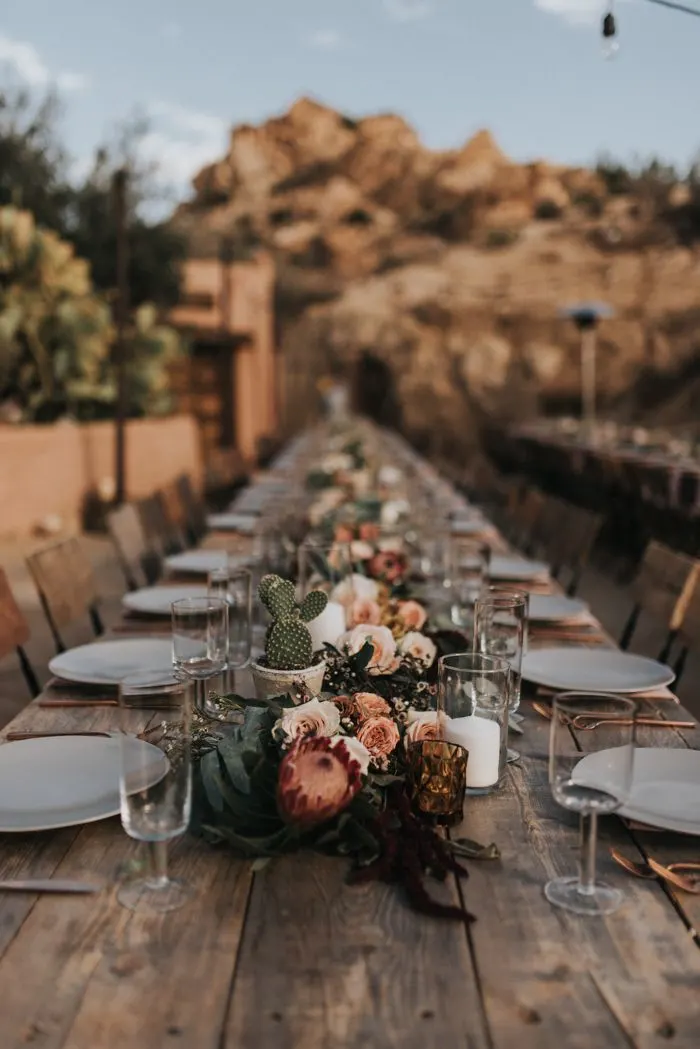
<box><xmin>168</xmin><ymin>249</ymin><xmax>278</xmax><ymax>471</ymax></box>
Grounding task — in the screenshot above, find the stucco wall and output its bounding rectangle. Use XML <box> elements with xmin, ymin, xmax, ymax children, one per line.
<box><xmin>0</xmin><ymin>414</ymin><xmax>202</xmax><ymax>538</ymax></box>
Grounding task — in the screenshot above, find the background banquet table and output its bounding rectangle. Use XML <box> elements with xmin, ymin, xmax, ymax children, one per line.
<box><xmin>0</xmin><ymin>442</ymin><xmax>698</xmax><ymax>1049</ymax></box>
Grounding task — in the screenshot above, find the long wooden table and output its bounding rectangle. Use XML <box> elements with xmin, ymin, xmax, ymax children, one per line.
<box><xmin>1</xmin><ymin>528</ymin><xmax>699</xmax><ymax>1047</ymax></box>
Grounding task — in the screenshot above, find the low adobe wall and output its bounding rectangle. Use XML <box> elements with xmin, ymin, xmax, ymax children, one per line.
<box><xmin>0</xmin><ymin>415</ymin><xmax>202</xmax><ymax>538</ymax></box>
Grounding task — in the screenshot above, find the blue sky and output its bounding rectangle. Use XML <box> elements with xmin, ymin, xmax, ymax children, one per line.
<box><xmin>1</xmin><ymin>0</ymin><xmax>699</xmax><ymax>204</ymax></box>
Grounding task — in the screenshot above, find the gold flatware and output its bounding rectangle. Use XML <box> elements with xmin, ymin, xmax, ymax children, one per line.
<box><xmin>38</xmin><ymin>700</ymin><xmax>119</xmax><ymax>709</ymax></box>
<box><xmin>5</xmin><ymin>731</ymin><xmax>114</xmax><ymax>741</ymax></box>
<box><xmin>532</xmin><ymin>704</ymin><xmax>694</xmax><ymax>730</ymax></box>
<box><xmin>610</xmin><ymin>849</ymin><xmax>700</xmax><ymax>893</ymax></box>
<box><xmin>0</xmin><ymin>879</ymin><xmax>102</xmax><ymax>894</ymax></box>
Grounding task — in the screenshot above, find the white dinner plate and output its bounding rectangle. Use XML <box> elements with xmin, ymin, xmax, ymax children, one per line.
<box><xmin>0</xmin><ymin>735</ymin><xmax>168</xmax><ymax>832</ymax></box>
<box><xmin>527</xmin><ymin>594</ymin><xmax>590</xmax><ymax>622</ymax></box>
<box><xmin>575</xmin><ymin>747</ymin><xmax>700</xmax><ymax>835</ymax></box>
<box><xmin>207</xmin><ymin>513</ymin><xmax>257</xmax><ymax>534</ymax></box>
<box><xmin>451</xmin><ymin>520</ymin><xmax>490</xmax><ymax>536</ymax></box>
<box><xmin>49</xmin><ymin>639</ymin><xmax>174</xmax><ymax>686</ymax></box>
<box><xmin>165</xmin><ymin>550</ymin><xmax>248</xmax><ymax>575</ymax></box>
<box><xmin>122</xmin><ymin>585</ymin><xmax>208</xmax><ymax>617</ymax></box>
<box><xmin>521</xmin><ymin>648</ymin><xmax>675</xmax><ymax>693</ymax></box>
<box><xmin>489</xmin><ymin>556</ymin><xmax>550</xmax><ymax>581</ymax></box>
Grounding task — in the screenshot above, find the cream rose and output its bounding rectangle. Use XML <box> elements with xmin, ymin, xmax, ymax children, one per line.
<box><xmin>398</xmin><ymin>631</ymin><xmax>437</xmax><ymax>668</ymax></box>
<box><xmin>353</xmin><ymin>691</ymin><xmax>391</xmax><ymax>720</ymax></box>
<box><xmin>328</xmin><ymin>734</ymin><xmax>372</xmax><ymax>775</ymax></box>
<box><xmin>340</xmin><ymin>624</ymin><xmax>400</xmax><ymax>676</ymax></box>
<box><xmin>350</xmin><ymin>540</ymin><xmax>374</xmax><ymax>561</ymax></box>
<box><xmin>397</xmin><ymin>600</ymin><xmax>427</xmax><ymax>632</ymax></box>
<box><xmin>348</xmin><ymin>598</ymin><xmax>382</xmax><ymax>628</ymax></box>
<box><xmin>274</xmin><ymin>698</ymin><xmax>341</xmax><ymax>745</ymax></box>
<box><xmin>331</xmin><ymin>573</ymin><xmax>380</xmax><ymax>607</ymax></box>
<box><xmin>404</xmin><ymin>710</ymin><xmax>439</xmax><ymax>745</ymax></box>
<box><xmin>357</xmin><ymin>716</ymin><xmax>401</xmax><ymax>758</ymax></box>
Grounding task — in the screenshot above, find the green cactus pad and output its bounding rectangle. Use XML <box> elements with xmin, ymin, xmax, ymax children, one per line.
<box><xmin>299</xmin><ymin>589</ymin><xmax>329</xmax><ymax>623</ymax></box>
<box><xmin>266</xmin><ymin>615</ymin><xmax>313</xmax><ymax>671</ymax></box>
<box><xmin>258</xmin><ymin>575</ymin><xmax>296</xmax><ymax>618</ymax></box>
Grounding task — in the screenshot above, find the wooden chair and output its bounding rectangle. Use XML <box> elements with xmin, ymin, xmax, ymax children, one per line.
<box><xmin>175</xmin><ymin>473</ymin><xmax>208</xmax><ymax>546</ymax></box>
<box><xmin>137</xmin><ymin>494</ymin><xmax>185</xmax><ymax>558</ymax></box>
<box><xmin>619</xmin><ymin>541</ymin><xmax>700</xmax><ymax>662</ymax></box>
<box><xmin>539</xmin><ymin>497</ymin><xmax>604</xmax><ymax>596</ymax></box>
<box><xmin>512</xmin><ymin>487</ymin><xmax>546</xmax><ymax>555</ymax></box>
<box><xmin>159</xmin><ymin>483</ymin><xmax>190</xmax><ymax>549</ymax></box>
<box><xmin>671</xmin><ymin>573</ymin><xmax>700</xmax><ymax>683</ymax></box>
<box><xmin>107</xmin><ymin>503</ymin><xmax>161</xmax><ymax>590</ymax></box>
<box><xmin>0</xmin><ymin>568</ymin><xmax>40</xmax><ymax>696</ymax></box>
<box><xmin>26</xmin><ymin>538</ymin><xmax>104</xmax><ymax>653</ymax></box>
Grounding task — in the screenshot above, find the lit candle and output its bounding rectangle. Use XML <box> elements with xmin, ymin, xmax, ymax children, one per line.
<box><xmin>443</xmin><ymin>715</ymin><xmax>500</xmax><ymax>789</ymax></box>
<box><xmin>308</xmin><ymin>600</ymin><xmax>347</xmax><ymax>653</ymax></box>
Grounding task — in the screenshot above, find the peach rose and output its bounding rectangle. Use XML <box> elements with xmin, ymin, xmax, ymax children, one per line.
<box><xmin>358</xmin><ymin>522</ymin><xmax>380</xmax><ymax>543</ymax></box>
<box><xmin>348</xmin><ymin>598</ymin><xmax>382</xmax><ymax>628</ymax></box>
<box><xmin>332</xmin><ymin>694</ymin><xmax>356</xmax><ymax>718</ymax></box>
<box><xmin>353</xmin><ymin>691</ymin><xmax>391</xmax><ymax>720</ymax></box>
<box><xmin>339</xmin><ymin>624</ymin><xmax>400</xmax><ymax>676</ymax></box>
<box><xmin>334</xmin><ymin>525</ymin><xmax>354</xmax><ymax>543</ymax></box>
<box><xmin>404</xmin><ymin>710</ymin><xmax>439</xmax><ymax>745</ymax></box>
<box><xmin>397</xmin><ymin>600</ymin><xmax>427</xmax><ymax>632</ymax></box>
<box><xmin>357</xmin><ymin>715</ymin><xmax>401</xmax><ymax>759</ymax></box>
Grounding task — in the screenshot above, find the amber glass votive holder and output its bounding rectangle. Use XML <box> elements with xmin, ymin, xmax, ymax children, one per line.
<box><xmin>408</xmin><ymin>739</ymin><xmax>468</xmax><ymax>826</ymax></box>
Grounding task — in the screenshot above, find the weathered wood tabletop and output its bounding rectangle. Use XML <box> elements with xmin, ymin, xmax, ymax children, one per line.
<box><xmin>0</xmin><ymin>527</ymin><xmax>699</xmax><ymax>1048</ymax></box>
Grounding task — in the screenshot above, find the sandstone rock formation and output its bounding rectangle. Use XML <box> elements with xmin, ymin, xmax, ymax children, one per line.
<box><xmin>172</xmin><ymin>97</ymin><xmax>700</xmax><ymax>456</ymax></box>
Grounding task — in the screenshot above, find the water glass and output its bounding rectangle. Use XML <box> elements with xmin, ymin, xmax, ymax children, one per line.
<box><xmin>437</xmin><ymin>653</ymin><xmax>510</xmax><ymax>794</ymax></box>
<box><xmin>118</xmin><ymin>669</ymin><xmax>194</xmax><ymax>913</ymax></box>
<box><xmin>547</xmin><ymin>692</ymin><xmax>635</xmax><ymax>916</ymax></box>
<box><xmin>474</xmin><ymin>588</ymin><xmax>528</xmax><ymax>762</ymax></box>
<box><xmin>208</xmin><ymin>566</ymin><xmax>253</xmax><ymax>669</ymax></box>
<box><xmin>448</xmin><ymin>539</ymin><xmax>492</xmax><ymax>630</ymax></box>
<box><xmin>171</xmin><ymin>596</ymin><xmax>229</xmax><ymax>679</ymax></box>
<box><xmin>297</xmin><ymin>539</ymin><xmax>352</xmax><ymax>599</ymax></box>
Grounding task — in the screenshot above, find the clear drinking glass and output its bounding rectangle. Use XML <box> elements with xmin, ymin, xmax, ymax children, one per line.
<box><xmin>473</xmin><ymin>588</ymin><xmax>528</xmax><ymax>763</ymax></box>
<box><xmin>547</xmin><ymin>692</ymin><xmax>636</xmax><ymax>916</ymax></box>
<box><xmin>437</xmin><ymin>653</ymin><xmax>510</xmax><ymax>794</ymax></box>
<box><xmin>297</xmin><ymin>539</ymin><xmax>352</xmax><ymax>598</ymax></box>
<box><xmin>118</xmin><ymin>669</ymin><xmax>193</xmax><ymax>913</ymax></box>
<box><xmin>171</xmin><ymin>596</ymin><xmax>229</xmax><ymax>678</ymax></box>
<box><xmin>208</xmin><ymin>566</ymin><xmax>253</xmax><ymax>669</ymax></box>
<box><xmin>448</xmin><ymin>539</ymin><xmax>492</xmax><ymax>630</ymax></box>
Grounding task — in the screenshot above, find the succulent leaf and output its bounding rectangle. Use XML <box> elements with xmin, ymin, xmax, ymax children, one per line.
<box><xmin>258</xmin><ymin>575</ymin><xmax>296</xmax><ymax>618</ymax></box>
<box><xmin>266</xmin><ymin>615</ymin><xmax>313</xmax><ymax>671</ymax></box>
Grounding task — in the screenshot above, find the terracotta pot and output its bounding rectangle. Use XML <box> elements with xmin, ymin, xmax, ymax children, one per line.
<box><xmin>249</xmin><ymin>660</ymin><xmax>326</xmax><ymax>703</ymax></box>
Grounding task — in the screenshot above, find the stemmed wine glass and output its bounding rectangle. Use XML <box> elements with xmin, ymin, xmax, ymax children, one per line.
<box><xmin>118</xmin><ymin>669</ymin><xmax>193</xmax><ymax>913</ymax></box>
<box><xmin>547</xmin><ymin>692</ymin><xmax>636</xmax><ymax>916</ymax></box>
<box><xmin>172</xmin><ymin>595</ymin><xmax>229</xmax><ymax>715</ymax></box>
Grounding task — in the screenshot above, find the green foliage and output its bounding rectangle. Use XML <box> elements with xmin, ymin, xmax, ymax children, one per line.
<box><xmin>0</xmin><ymin>205</ymin><xmax>185</xmax><ymax>422</ymax></box>
<box><xmin>258</xmin><ymin>573</ymin><xmax>328</xmax><ymax>670</ymax></box>
<box><xmin>534</xmin><ymin>199</ymin><xmax>562</xmax><ymax>221</ymax></box>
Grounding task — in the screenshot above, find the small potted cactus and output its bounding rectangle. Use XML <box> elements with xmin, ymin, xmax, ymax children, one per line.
<box><xmin>250</xmin><ymin>574</ymin><xmax>329</xmax><ymax>702</ymax></box>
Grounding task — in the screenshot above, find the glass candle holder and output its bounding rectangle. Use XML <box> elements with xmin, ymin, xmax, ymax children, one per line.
<box><xmin>437</xmin><ymin>653</ymin><xmax>510</xmax><ymax>795</ymax></box>
<box><xmin>407</xmin><ymin>739</ymin><xmax>468</xmax><ymax>826</ymax></box>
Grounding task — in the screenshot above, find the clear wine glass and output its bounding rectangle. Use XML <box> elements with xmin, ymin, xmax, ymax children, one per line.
<box><xmin>547</xmin><ymin>692</ymin><xmax>636</xmax><ymax>916</ymax></box>
<box><xmin>473</xmin><ymin>588</ymin><xmax>528</xmax><ymax>763</ymax></box>
<box><xmin>118</xmin><ymin>669</ymin><xmax>193</xmax><ymax>913</ymax></box>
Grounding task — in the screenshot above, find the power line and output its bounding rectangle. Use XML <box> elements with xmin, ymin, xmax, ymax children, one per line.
<box><xmin>640</xmin><ymin>0</ymin><xmax>700</xmax><ymax>17</ymax></box>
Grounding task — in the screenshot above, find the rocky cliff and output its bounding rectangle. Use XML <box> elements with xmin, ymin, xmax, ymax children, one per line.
<box><xmin>172</xmin><ymin>97</ymin><xmax>700</xmax><ymax>454</ymax></box>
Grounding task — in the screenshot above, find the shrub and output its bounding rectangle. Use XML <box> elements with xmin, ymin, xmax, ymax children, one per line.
<box><xmin>534</xmin><ymin>199</ymin><xmax>562</xmax><ymax>221</ymax></box>
<box><xmin>485</xmin><ymin>228</ymin><xmax>519</xmax><ymax>249</ymax></box>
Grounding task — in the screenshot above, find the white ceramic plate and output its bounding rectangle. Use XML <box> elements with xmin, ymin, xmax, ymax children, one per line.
<box><xmin>451</xmin><ymin>520</ymin><xmax>489</xmax><ymax>536</ymax></box>
<box><xmin>0</xmin><ymin>735</ymin><xmax>168</xmax><ymax>832</ymax></box>
<box><xmin>207</xmin><ymin>513</ymin><xmax>256</xmax><ymax>534</ymax></box>
<box><xmin>122</xmin><ymin>585</ymin><xmax>208</xmax><ymax>617</ymax></box>
<box><xmin>165</xmin><ymin>550</ymin><xmax>248</xmax><ymax>575</ymax></box>
<box><xmin>575</xmin><ymin>747</ymin><xmax>700</xmax><ymax>835</ymax></box>
<box><xmin>521</xmin><ymin>648</ymin><xmax>675</xmax><ymax>693</ymax></box>
<box><xmin>489</xmin><ymin>556</ymin><xmax>550</xmax><ymax>581</ymax></box>
<box><xmin>49</xmin><ymin>639</ymin><xmax>174</xmax><ymax>686</ymax></box>
<box><xmin>528</xmin><ymin>594</ymin><xmax>590</xmax><ymax>622</ymax></box>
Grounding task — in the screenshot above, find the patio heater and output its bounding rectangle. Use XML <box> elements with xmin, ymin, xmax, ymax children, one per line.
<box><xmin>559</xmin><ymin>302</ymin><xmax>614</xmax><ymax>440</ymax></box>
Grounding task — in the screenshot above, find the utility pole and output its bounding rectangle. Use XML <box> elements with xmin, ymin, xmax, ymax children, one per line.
<box><xmin>113</xmin><ymin>168</ymin><xmax>129</xmax><ymax>505</ymax></box>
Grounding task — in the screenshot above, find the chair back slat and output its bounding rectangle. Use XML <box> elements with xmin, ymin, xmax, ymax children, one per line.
<box><xmin>26</xmin><ymin>538</ymin><xmax>102</xmax><ymax>651</ymax></box>
<box><xmin>107</xmin><ymin>504</ymin><xmax>160</xmax><ymax>589</ymax></box>
<box><xmin>630</xmin><ymin>541</ymin><xmax>699</xmax><ymax>632</ymax></box>
<box><xmin>137</xmin><ymin>495</ymin><xmax>185</xmax><ymax>557</ymax></box>
<box><xmin>0</xmin><ymin>568</ymin><xmax>30</xmax><ymax>658</ymax></box>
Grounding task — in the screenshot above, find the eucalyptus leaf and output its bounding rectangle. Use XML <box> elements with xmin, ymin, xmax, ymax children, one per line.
<box><xmin>449</xmin><ymin>838</ymin><xmax>501</xmax><ymax>861</ymax></box>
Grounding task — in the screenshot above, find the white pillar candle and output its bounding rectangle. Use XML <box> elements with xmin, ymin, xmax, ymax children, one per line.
<box><xmin>308</xmin><ymin>601</ymin><xmax>347</xmax><ymax>653</ymax></box>
<box><xmin>443</xmin><ymin>715</ymin><xmax>501</xmax><ymax>789</ymax></box>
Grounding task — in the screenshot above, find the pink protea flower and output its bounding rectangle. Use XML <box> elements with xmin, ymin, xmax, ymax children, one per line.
<box><xmin>277</xmin><ymin>737</ymin><xmax>362</xmax><ymax>828</ymax></box>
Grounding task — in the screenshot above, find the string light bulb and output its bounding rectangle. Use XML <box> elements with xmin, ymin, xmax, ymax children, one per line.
<box><xmin>602</xmin><ymin>6</ymin><xmax>619</xmax><ymax>59</ymax></box>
